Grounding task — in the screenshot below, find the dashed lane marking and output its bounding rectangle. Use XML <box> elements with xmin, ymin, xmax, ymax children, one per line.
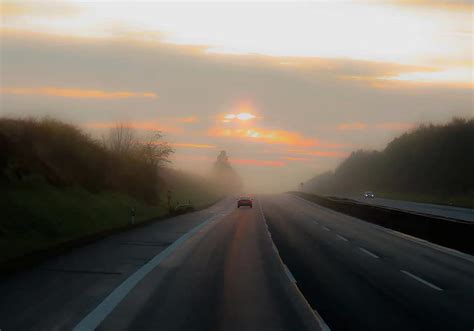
<box><xmin>400</xmin><ymin>270</ymin><xmax>443</xmax><ymax>291</ymax></box>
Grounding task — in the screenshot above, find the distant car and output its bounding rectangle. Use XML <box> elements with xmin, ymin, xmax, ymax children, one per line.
<box><xmin>364</xmin><ymin>191</ymin><xmax>375</xmax><ymax>199</ymax></box>
<box><xmin>237</xmin><ymin>197</ymin><xmax>253</xmax><ymax>208</ymax></box>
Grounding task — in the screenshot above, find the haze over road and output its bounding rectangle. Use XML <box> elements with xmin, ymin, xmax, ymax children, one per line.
<box><xmin>1</xmin><ymin>195</ymin><xmax>473</xmax><ymax>330</ymax></box>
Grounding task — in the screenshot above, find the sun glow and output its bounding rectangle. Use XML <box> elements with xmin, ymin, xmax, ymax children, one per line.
<box><xmin>223</xmin><ymin>112</ymin><xmax>256</xmax><ymax>121</ymax></box>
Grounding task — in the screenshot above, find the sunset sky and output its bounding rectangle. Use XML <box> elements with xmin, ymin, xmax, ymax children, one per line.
<box><xmin>1</xmin><ymin>0</ymin><xmax>472</xmax><ymax>192</ymax></box>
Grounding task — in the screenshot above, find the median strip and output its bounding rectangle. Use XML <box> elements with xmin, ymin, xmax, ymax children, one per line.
<box><xmin>258</xmin><ymin>198</ymin><xmax>332</xmax><ymax>331</ymax></box>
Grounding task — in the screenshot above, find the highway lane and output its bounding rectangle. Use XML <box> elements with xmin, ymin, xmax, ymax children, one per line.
<box><xmin>261</xmin><ymin>194</ymin><xmax>474</xmax><ymax>331</ymax></box>
<box><xmin>0</xmin><ymin>198</ymin><xmax>233</xmax><ymax>330</ymax></box>
<box><xmin>97</xmin><ymin>199</ymin><xmax>319</xmax><ymax>331</ymax></box>
<box><xmin>348</xmin><ymin>196</ymin><xmax>474</xmax><ymax>222</ymax></box>
<box><xmin>0</xmin><ymin>198</ymin><xmax>321</xmax><ymax>331</ymax></box>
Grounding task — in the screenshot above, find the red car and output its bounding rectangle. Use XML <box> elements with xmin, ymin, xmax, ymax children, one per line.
<box><xmin>237</xmin><ymin>196</ymin><xmax>253</xmax><ymax>208</ymax></box>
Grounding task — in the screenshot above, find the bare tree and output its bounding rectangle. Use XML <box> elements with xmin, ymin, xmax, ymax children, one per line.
<box><xmin>139</xmin><ymin>131</ymin><xmax>174</xmax><ymax>167</ymax></box>
<box><xmin>103</xmin><ymin>123</ymin><xmax>137</xmax><ymax>155</ymax></box>
<box><xmin>103</xmin><ymin>123</ymin><xmax>174</xmax><ymax>167</ymax></box>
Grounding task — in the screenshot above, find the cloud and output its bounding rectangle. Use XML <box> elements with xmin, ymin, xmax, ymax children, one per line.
<box><xmin>84</xmin><ymin>121</ymin><xmax>180</xmax><ymax>134</ymax></box>
<box><xmin>175</xmin><ymin>116</ymin><xmax>198</xmax><ymax>123</ymax></box>
<box><xmin>0</xmin><ymin>2</ymin><xmax>79</xmax><ymax>18</ymax></box>
<box><xmin>1</xmin><ymin>87</ymin><xmax>157</xmax><ymax>99</ymax></box>
<box><xmin>208</xmin><ymin>127</ymin><xmax>317</xmax><ymax>147</ymax></box>
<box><xmin>1</xmin><ymin>29</ymin><xmax>472</xmax><ymax>191</ymax></box>
<box><xmin>367</xmin><ymin>80</ymin><xmax>473</xmax><ymax>90</ymax></box>
<box><xmin>281</xmin><ymin>156</ymin><xmax>311</xmax><ymax>162</ymax></box>
<box><xmin>171</xmin><ymin>143</ymin><xmax>216</xmax><ymax>149</ymax></box>
<box><xmin>335</xmin><ymin>121</ymin><xmax>416</xmax><ymax>132</ymax></box>
<box><xmin>337</xmin><ymin>122</ymin><xmax>367</xmax><ymax>131</ymax></box>
<box><xmin>390</xmin><ymin>0</ymin><xmax>473</xmax><ymax>11</ymax></box>
<box><xmin>208</xmin><ymin>126</ymin><xmax>347</xmax><ymax>150</ymax></box>
<box><xmin>375</xmin><ymin>122</ymin><xmax>416</xmax><ymax>131</ymax></box>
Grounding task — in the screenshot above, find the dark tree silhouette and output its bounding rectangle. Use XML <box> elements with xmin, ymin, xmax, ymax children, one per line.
<box><xmin>213</xmin><ymin>151</ymin><xmax>242</xmax><ymax>193</ymax></box>
<box><xmin>304</xmin><ymin>118</ymin><xmax>474</xmax><ymax>203</ymax></box>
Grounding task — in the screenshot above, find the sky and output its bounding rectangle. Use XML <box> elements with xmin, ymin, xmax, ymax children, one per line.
<box><xmin>0</xmin><ymin>0</ymin><xmax>473</xmax><ymax>192</ymax></box>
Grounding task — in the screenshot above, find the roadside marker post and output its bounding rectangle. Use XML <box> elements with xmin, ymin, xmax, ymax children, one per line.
<box><xmin>130</xmin><ymin>207</ymin><xmax>136</xmax><ymax>226</ymax></box>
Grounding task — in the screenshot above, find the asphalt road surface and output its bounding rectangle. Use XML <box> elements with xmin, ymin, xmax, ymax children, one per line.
<box><xmin>1</xmin><ymin>195</ymin><xmax>473</xmax><ymax>331</ymax></box>
<box><xmin>348</xmin><ymin>196</ymin><xmax>474</xmax><ymax>222</ymax></box>
<box><xmin>262</xmin><ymin>194</ymin><xmax>474</xmax><ymax>331</ymax></box>
<box><xmin>0</xmin><ymin>197</ymin><xmax>321</xmax><ymax>331</ymax></box>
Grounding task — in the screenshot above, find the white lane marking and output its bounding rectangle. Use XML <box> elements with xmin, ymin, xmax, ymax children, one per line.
<box><xmin>336</xmin><ymin>234</ymin><xmax>349</xmax><ymax>242</ymax></box>
<box><xmin>258</xmin><ymin>198</ymin><xmax>332</xmax><ymax>331</ymax></box>
<box><xmin>284</xmin><ymin>264</ymin><xmax>297</xmax><ymax>283</ymax></box>
<box><xmin>313</xmin><ymin>310</ymin><xmax>332</xmax><ymax>331</ymax></box>
<box><xmin>322</xmin><ymin>226</ymin><xmax>331</xmax><ymax>231</ymax></box>
<box><xmin>400</xmin><ymin>270</ymin><xmax>443</xmax><ymax>291</ymax></box>
<box><xmin>314</xmin><ymin>220</ymin><xmax>319</xmax><ymax>225</ymax></box>
<box><xmin>358</xmin><ymin>247</ymin><xmax>379</xmax><ymax>259</ymax></box>
<box><xmin>290</xmin><ymin>194</ymin><xmax>474</xmax><ymax>264</ymax></box>
<box><xmin>73</xmin><ymin>213</ymin><xmax>223</xmax><ymax>331</ymax></box>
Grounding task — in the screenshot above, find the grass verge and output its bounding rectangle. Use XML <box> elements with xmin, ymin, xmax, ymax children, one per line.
<box><xmin>0</xmin><ymin>179</ymin><xmax>221</xmax><ymax>269</ymax></box>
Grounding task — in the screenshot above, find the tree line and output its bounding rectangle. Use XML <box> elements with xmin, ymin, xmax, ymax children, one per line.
<box><xmin>0</xmin><ymin>118</ymin><xmax>173</xmax><ymax>204</ymax></box>
<box><xmin>304</xmin><ymin>118</ymin><xmax>474</xmax><ymax>200</ymax></box>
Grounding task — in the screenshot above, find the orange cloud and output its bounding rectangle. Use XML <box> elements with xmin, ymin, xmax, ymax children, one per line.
<box><xmin>84</xmin><ymin>121</ymin><xmax>180</xmax><ymax>133</ymax></box>
<box><xmin>231</xmin><ymin>158</ymin><xmax>285</xmax><ymax>167</ymax></box>
<box><xmin>392</xmin><ymin>0</ymin><xmax>473</xmax><ymax>11</ymax></box>
<box><xmin>337</xmin><ymin>122</ymin><xmax>367</xmax><ymax>131</ymax></box>
<box><xmin>208</xmin><ymin>127</ymin><xmax>317</xmax><ymax>147</ymax></box>
<box><xmin>282</xmin><ymin>156</ymin><xmax>311</xmax><ymax>161</ymax></box>
<box><xmin>0</xmin><ymin>2</ymin><xmax>78</xmax><ymax>17</ymax></box>
<box><xmin>375</xmin><ymin>122</ymin><xmax>415</xmax><ymax>131</ymax></box>
<box><xmin>171</xmin><ymin>143</ymin><xmax>216</xmax><ymax>149</ymax></box>
<box><xmin>367</xmin><ymin>80</ymin><xmax>473</xmax><ymax>90</ymax></box>
<box><xmin>1</xmin><ymin>87</ymin><xmax>157</xmax><ymax>99</ymax></box>
<box><xmin>175</xmin><ymin>116</ymin><xmax>198</xmax><ymax>123</ymax></box>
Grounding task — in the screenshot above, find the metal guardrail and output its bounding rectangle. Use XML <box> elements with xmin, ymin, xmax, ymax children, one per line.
<box><xmin>293</xmin><ymin>192</ymin><xmax>474</xmax><ymax>255</ymax></box>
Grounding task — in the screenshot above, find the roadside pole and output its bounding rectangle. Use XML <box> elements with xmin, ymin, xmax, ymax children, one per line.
<box><xmin>167</xmin><ymin>190</ymin><xmax>172</xmax><ymax>214</ymax></box>
<box><xmin>130</xmin><ymin>207</ymin><xmax>136</xmax><ymax>225</ymax></box>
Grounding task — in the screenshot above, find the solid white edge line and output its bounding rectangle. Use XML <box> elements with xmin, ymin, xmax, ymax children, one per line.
<box><xmin>258</xmin><ymin>198</ymin><xmax>331</xmax><ymax>331</ymax></box>
<box><xmin>336</xmin><ymin>234</ymin><xmax>349</xmax><ymax>242</ymax></box>
<box><xmin>291</xmin><ymin>194</ymin><xmax>474</xmax><ymax>264</ymax></box>
<box><xmin>400</xmin><ymin>270</ymin><xmax>443</xmax><ymax>291</ymax></box>
<box><xmin>284</xmin><ymin>264</ymin><xmax>297</xmax><ymax>283</ymax></box>
<box><xmin>73</xmin><ymin>213</ymin><xmax>222</xmax><ymax>331</ymax></box>
<box><xmin>358</xmin><ymin>247</ymin><xmax>379</xmax><ymax>259</ymax></box>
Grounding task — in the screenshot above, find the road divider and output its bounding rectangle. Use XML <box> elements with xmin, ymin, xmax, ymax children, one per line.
<box><xmin>258</xmin><ymin>198</ymin><xmax>332</xmax><ymax>331</ymax></box>
<box><xmin>291</xmin><ymin>192</ymin><xmax>474</xmax><ymax>255</ymax></box>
